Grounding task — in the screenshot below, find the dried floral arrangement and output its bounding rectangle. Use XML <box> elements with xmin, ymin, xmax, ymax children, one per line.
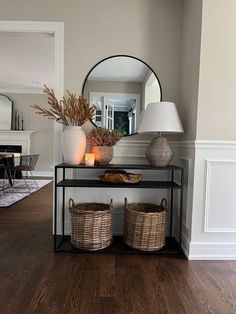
<box><xmin>87</xmin><ymin>127</ymin><xmax>121</xmax><ymax>146</ymax></box>
<box><xmin>31</xmin><ymin>85</ymin><xmax>96</xmax><ymax>126</ymax></box>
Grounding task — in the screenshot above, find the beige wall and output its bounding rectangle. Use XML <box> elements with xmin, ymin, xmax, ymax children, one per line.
<box><xmin>0</xmin><ymin>0</ymin><xmax>184</xmax><ymax>136</ymax></box>
<box><xmin>6</xmin><ymin>93</ymin><xmax>53</xmax><ymax>172</ymax></box>
<box><xmin>196</xmin><ymin>0</ymin><xmax>236</xmax><ymax>140</ymax></box>
<box><xmin>179</xmin><ymin>0</ymin><xmax>202</xmax><ymax>140</ymax></box>
<box><xmin>83</xmin><ymin>81</ymin><xmax>142</xmax><ymax>100</ymax></box>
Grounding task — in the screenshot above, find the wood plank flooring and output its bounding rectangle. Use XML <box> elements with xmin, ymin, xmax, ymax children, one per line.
<box><xmin>0</xmin><ymin>183</ymin><xmax>236</xmax><ymax>313</ymax></box>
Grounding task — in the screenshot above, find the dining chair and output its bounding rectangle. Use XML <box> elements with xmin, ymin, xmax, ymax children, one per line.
<box><xmin>13</xmin><ymin>154</ymin><xmax>40</xmax><ymax>192</ymax></box>
<box><xmin>0</xmin><ymin>156</ymin><xmax>15</xmax><ymax>191</ymax></box>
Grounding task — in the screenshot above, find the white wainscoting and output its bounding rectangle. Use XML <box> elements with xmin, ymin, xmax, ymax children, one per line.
<box><xmin>189</xmin><ymin>141</ymin><xmax>236</xmax><ymax>260</ymax></box>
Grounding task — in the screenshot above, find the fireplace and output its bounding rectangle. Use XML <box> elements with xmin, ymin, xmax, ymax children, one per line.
<box><xmin>0</xmin><ymin>145</ymin><xmax>22</xmax><ymax>153</ymax></box>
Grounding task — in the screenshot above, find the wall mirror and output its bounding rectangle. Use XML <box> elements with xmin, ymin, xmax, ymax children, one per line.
<box><xmin>82</xmin><ymin>55</ymin><xmax>162</xmax><ymax>136</ymax></box>
<box><xmin>0</xmin><ymin>95</ymin><xmax>13</xmax><ymax>130</ymax></box>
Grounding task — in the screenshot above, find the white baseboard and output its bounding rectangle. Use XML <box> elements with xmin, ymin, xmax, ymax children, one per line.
<box><xmin>32</xmin><ymin>171</ymin><xmax>53</xmax><ymax>177</ymax></box>
<box><xmin>188</xmin><ymin>242</ymin><xmax>236</xmax><ymax>260</ymax></box>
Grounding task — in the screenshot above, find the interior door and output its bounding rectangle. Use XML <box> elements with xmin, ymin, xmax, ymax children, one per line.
<box><xmin>105</xmin><ymin>101</ymin><xmax>114</xmax><ymax>130</ymax></box>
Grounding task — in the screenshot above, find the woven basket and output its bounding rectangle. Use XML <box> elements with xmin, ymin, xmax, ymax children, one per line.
<box><xmin>69</xmin><ymin>198</ymin><xmax>113</xmax><ymax>251</ymax></box>
<box><xmin>124</xmin><ymin>198</ymin><xmax>167</xmax><ymax>251</ymax></box>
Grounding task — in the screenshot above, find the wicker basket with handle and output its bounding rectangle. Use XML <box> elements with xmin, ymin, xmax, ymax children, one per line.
<box><xmin>69</xmin><ymin>198</ymin><xmax>113</xmax><ymax>250</ymax></box>
<box><xmin>124</xmin><ymin>198</ymin><xmax>167</xmax><ymax>251</ymax></box>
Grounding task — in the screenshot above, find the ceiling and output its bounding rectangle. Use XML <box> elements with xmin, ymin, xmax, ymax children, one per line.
<box><xmin>88</xmin><ymin>56</ymin><xmax>149</xmax><ymax>82</ymax></box>
<box><xmin>0</xmin><ymin>32</ymin><xmax>54</xmax><ymax>93</ymax></box>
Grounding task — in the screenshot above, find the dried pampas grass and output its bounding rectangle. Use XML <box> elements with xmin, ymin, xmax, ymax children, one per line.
<box><xmin>31</xmin><ymin>85</ymin><xmax>95</xmax><ymax>126</ymax></box>
<box><xmin>88</xmin><ymin>127</ymin><xmax>121</xmax><ymax>146</ymax></box>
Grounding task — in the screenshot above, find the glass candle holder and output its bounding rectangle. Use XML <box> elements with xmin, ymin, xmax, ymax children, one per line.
<box><xmin>85</xmin><ymin>153</ymin><xmax>95</xmax><ymax>166</ymax></box>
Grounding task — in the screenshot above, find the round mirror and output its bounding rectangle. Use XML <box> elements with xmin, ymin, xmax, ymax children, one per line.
<box><xmin>82</xmin><ymin>55</ymin><xmax>162</xmax><ymax>136</ymax></box>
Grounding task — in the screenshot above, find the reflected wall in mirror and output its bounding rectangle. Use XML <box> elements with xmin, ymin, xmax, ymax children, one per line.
<box><xmin>82</xmin><ymin>55</ymin><xmax>162</xmax><ymax>136</ymax></box>
<box><xmin>0</xmin><ymin>95</ymin><xmax>13</xmax><ymax>130</ymax></box>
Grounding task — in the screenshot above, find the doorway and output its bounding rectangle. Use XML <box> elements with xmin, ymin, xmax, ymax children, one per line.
<box><xmin>0</xmin><ymin>21</ymin><xmax>64</xmax><ymax>166</ymax></box>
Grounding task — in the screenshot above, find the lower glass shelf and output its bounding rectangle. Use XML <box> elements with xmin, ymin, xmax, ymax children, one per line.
<box><xmin>54</xmin><ymin>235</ymin><xmax>183</xmax><ymax>256</ymax></box>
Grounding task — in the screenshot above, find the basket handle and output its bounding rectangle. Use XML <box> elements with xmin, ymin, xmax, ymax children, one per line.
<box><xmin>124</xmin><ymin>197</ymin><xmax>128</xmax><ymax>210</ymax></box>
<box><xmin>69</xmin><ymin>198</ymin><xmax>75</xmax><ymax>209</ymax></box>
<box><xmin>110</xmin><ymin>199</ymin><xmax>113</xmax><ymax>209</ymax></box>
<box><xmin>160</xmin><ymin>198</ymin><xmax>167</xmax><ymax>209</ymax></box>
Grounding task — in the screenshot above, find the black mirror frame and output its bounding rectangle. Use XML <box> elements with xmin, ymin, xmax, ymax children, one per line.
<box><xmin>81</xmin><ymin>54</ymin><xmax>162</xmax><ymax>136</ymax></box>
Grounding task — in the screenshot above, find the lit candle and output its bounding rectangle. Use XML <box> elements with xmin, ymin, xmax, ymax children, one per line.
<box><xmin>85</xmin><ymin>153</ymin><xmax>95</xmax><ymax>166</ymax></box>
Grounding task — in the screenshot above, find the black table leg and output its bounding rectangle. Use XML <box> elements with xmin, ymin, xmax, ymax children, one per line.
<box><xmin>2</xmin><ymin>159</ymin><xmax>13</xmax><ymax>186</ymax></box>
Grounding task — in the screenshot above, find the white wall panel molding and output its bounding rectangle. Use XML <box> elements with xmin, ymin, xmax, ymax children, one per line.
<box><xmin>113</xmin><ymin>139</ymin><xmax>195</xmax><ymax>163</ymax></box>
<box><xmin>204</xmin><ymin>159</ymin><xmax>236</xmax><ymax>233</ymax></box>
<box><xmin>188</xmin><ymin>140</ymin><xmax>236</xmax><ymax>259</ymax></box>
<box><xmin>113</xmin><ymin>140</ymin><xmax>147</xmax><ymax>164</ymax></box>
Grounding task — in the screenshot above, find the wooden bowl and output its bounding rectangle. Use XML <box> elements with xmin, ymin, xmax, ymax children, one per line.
<box><xmin>99</xmin><ymin>171</ymin><xmax>142</xmax><ymax>184</ymax></box>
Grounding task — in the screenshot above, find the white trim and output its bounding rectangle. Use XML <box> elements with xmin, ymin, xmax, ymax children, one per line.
<box><xmin>0</xmin><ymin>88</ymin><xmax>44</xmax><ymax>94</ymax></box>
<box><xmin>204</xmin><ymin>159</ymin><xmax>236</xmax><ymax>233</ymax></box>
<box><xmin>188</xmin><ymin>242</ymin><xmax>236</xmax><ymax>260</ymax></box>
<box><xmin>116</xmin><ymin>139</ymin><xmax>149</xmax><ymax>147</ymax></box>
<box><xmin>117</xmin><ymin>139</ymin><xmax>195</xmax><ymax>147</ymax></box>
<box><xmin>115</xmin><ymin>139</ymin><xmax>236</xmax><ymax>151</ymax></box>
<box><xmin>0</xmin><ymin>20</ymin><xmax>64</xmax><ymax>165</ymax></box>
<box><xmin>0</xmin><ymin>130</ymin><xmax>35</xmax><ymax>135</ymax></box>
<box><xmin>32</xmin><ymin>171</ymin><xmax>53</xmax><ymax>177</ymax></box>
<box><xmin>195</xmin><ymin>140</ymin><xmax>236</xmax><ymax>150</ymax></box>
<box><xmin>0</xmin><ymin>20</ymin><xmax>62</xmax><ymax>32</ymax></box>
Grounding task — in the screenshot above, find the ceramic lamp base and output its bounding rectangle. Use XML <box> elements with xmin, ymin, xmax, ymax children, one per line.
<box><xmin>146</xmin><ymin>135</ymin><xmax>173</xmax><ymax>167</ymax></box>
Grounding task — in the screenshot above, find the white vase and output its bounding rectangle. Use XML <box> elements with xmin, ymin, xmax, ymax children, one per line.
<box><xmin>61</xmin><ymin>126</ymin><xmax>86</xmax><ymax>164</ymax></box>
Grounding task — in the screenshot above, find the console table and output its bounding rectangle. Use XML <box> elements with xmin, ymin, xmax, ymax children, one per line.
<box><xmin>54</xmin><ymin>163</ymin><xmax>184</xmax><ymax>255</ymax></box>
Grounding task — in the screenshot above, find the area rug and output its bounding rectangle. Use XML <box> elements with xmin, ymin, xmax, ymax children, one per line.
<box><xmin>0</xmin><ymin>179</ymin><xmax>52</xmax><ymax>207</ymax></box>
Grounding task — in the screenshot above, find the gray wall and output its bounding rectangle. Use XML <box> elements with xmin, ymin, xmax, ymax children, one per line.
<box><xmin>0</xmin><ymin>0</ymin><xmax>184</xmax><ymax>140</ymax></box>
<box><xmin>196</xmin><ymin>0</ymin><xmax>236</xmax><ymax>140</ymax></box>
<box><xmin>179</xmin><ymin>0</ymin><xmax>202</xmax><ymax>141</ymax></box>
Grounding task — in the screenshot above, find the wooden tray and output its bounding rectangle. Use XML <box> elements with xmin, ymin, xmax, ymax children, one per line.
<box><xmin>99</xmin><ymin>170</ymin><xmax>142</xmax><ymax>184</ymax></box>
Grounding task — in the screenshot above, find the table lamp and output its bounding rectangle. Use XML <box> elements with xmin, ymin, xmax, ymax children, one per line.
<box><xmin>137</xmin><ymin>102</ymin><xmax>184</xmax><ymax>167</ymax></box>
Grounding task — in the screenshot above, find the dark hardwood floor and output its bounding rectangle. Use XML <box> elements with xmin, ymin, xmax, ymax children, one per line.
<box><xmin>0</xmin><ymin>183</ymin><xmax>236</xmax><ymax>314</ymax></box>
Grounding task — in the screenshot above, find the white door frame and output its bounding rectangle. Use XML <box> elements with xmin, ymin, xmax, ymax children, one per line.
<box><xmin>0</xmin><ymin>20</ymin><xmax>64</xmax><ymax>165</ymax></box>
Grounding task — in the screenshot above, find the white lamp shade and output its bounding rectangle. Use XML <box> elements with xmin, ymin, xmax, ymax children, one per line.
<box><xmin>137</xmin><ymin>102</ymin><xmax>184</xmax><ymax>133</ymax></box>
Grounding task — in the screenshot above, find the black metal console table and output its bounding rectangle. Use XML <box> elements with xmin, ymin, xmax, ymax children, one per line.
<box><xmin>54</xmin><ymin>163</ymin><xmax>184</xmax><ymax>255</ymax></box>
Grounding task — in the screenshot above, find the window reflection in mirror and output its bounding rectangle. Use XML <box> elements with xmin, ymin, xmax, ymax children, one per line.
<box><xmin>82</xmin><ymin>55</ymin><xmax>162</xmax><ymax>136</ymax></box>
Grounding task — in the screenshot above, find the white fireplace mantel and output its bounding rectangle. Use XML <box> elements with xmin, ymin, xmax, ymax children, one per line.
<box><xmin>0</xmin><ymin>130</ymin><xmax>36</xmax><ymax>153</ymax></box>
